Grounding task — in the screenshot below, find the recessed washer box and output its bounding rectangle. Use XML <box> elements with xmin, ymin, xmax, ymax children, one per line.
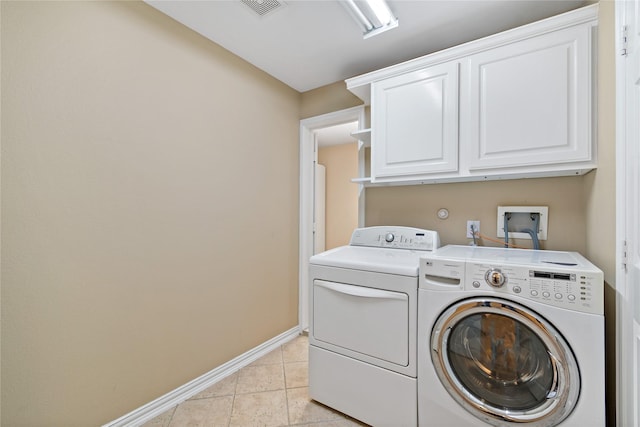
<box><xmin>497</xmin><ymin>206</ymin><xmax>548</xmax><ymax>241</ymax></box>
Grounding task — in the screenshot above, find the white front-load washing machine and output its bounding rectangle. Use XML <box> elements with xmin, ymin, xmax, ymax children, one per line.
<box><xmin>309</xmin><ymin>226</ymin><xmax>440</xmax><ymax>427</ymax></box>
<box><xmin>418</xmin><ymin>245</ymin><xmax>605</xmax><ymax>427</ymax></box>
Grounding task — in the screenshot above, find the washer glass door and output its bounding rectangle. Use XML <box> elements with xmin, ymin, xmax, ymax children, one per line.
<box><xmin>431</xmin><ymin>297</ymin><xmax>580</xmax><ymax>425</ymax></box>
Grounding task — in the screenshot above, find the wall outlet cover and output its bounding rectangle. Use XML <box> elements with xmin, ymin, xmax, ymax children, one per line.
<box><xmin>497</xmin><ymin>206</ymin><xmax>548</xmax><ymax>240</ymax></box>
<box><xmin>466</xmin><ymin>220</ymin><xmax>480</xmax><ymax>238</ymax></box>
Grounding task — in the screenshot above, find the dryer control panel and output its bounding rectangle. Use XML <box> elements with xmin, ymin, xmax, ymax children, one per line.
<box><xmin>350</xmin><ymin>226</ymin><xmax>440</xmax><ymax>251</ymax></box>
<box><xmin>420</xmin><ymin>245</ymin><xmax>604</xmax><ymax>315</ymax></box>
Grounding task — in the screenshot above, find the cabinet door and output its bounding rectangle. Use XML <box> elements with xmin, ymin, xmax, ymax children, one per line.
<box><xmin>372</xmin><ymin>61</ymin><xmax>459</xmax><ymax>180</ymax></box>
<box><xmin>464</xmin><ymin>25</ymin><xmax>592</xmax><ymax>171</ymax></box>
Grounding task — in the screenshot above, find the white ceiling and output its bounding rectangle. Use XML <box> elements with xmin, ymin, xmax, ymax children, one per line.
<box><xmin>146</xmin><ymin>0</ymin><xmax>588</xmax><ymax>93</ymax></box>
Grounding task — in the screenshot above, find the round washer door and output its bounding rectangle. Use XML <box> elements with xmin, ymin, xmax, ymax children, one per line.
<box><xmin>430</xmin><ymin>297</ymin><xmax>580</xmax><ymax>426</ymax></box>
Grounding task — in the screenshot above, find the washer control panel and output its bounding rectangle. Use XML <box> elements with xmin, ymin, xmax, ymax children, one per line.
<box><xmin>420</xmin><ymin>246</ymin><xmax>604</xmax><ymax>315</ymax></box>
<box><xmin>350</xmin><ymin>226</ymin><xmax>440</xmax><ymax>251</ymax></box>
<box><xmin>465</xmin><ymin>262</ymin><xmax>602</xmax><ymax>315</ymax></box>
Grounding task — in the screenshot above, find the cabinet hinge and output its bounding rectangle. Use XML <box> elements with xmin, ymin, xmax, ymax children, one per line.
<box><xmin>621</xmin><ymin>25</ymin><xmax>629</xmax><ymax>57</ymax></box>
<box><xmin>622</xmin><ymin>240</ymin><xmax>628</xmax><ymax>272</ymax></box>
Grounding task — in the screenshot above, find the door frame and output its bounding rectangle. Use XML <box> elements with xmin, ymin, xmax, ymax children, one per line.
<box><xmin>615</xmin><ymin>0</ymin><xmax>639</xmax><ymax>425</ymax></box>
<box><xmin>299</xmin><ymin>106</ymin><xmax>366</xmax><ymax>331</ymax></box>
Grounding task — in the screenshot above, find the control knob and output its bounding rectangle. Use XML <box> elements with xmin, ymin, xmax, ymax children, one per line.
<box><xmin>385</xmin><ymin>233</ymin><xmax>395</xmax><ymax>243</ymax></box>
<box><xmin>485</xmin><ymin>268</ymin><xmax>506</xmax><ymax>288</ymax></box>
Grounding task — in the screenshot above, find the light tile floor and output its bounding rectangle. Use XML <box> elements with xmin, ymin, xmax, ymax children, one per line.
<box><xmin>142</xmin><ymin>334</ymin><xmax>368</xmax><ymax>427</ymax></box>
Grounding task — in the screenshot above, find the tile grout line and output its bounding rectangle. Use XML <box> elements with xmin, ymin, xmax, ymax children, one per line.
<box><xmin>165</xmin><ymin>406</ymin><xmax>177</xmax><ymax>427</ymax></box>
<box><xmin>282</xmin><ymin>342</ymin><xmax>292</xmax><ymax>426</ymax></box>
<box><xmin>228</xmin><ymin>366</ymin><xmax>241</xmax><ymax>427</ymax></box>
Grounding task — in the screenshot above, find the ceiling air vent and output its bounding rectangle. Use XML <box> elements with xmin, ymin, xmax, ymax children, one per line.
<box><xmin>240</xmin><ymin>0</ymin><xmax>286</xmax><ymax>17</ymax></box>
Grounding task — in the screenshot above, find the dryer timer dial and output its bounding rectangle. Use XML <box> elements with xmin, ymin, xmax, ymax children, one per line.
<box><xmin>485</xmin><ymin>268</ymin><xmax>506</xmax><ymax>288</ymax></box>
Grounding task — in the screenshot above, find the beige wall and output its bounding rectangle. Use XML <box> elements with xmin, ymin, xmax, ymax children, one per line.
<box><xmin>585</xmin><ymin>0</ymin><xmax>616</xmax><ymax>284</ymax></box>
<box><xmin>585</xmin><ymin>2</ymin><xmax>617</xmax><ymax>424</ymax></box>
<box><xmin>318</xmin><ymin>143</ymin><xmax>360</xmax><ymax>249</ymax></box>
<box><xmin>1</xmin><ymin>2</ymin><xmax>300</xmax><ymax>426</ymax></box>
<box><xmin>300</xmin><ymin>81</ymin><xmax>363</xmax><ymax>119</ymax></box>
<box><xmin>366</xmin><ymin>176</ymin><xmax>588</xmax><ymax>251</ymax></box>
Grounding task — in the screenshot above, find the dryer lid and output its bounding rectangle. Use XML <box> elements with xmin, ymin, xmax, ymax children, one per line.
<box><xmin>310</xmin><ymin>245</ymin><xmax>426</xmax><ymax>276</ymax></box>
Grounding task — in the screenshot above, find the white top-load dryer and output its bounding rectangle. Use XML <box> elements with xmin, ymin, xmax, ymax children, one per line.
<box><xmin>309</xmin><ymin>226</ymin><xmax>440</xmax><ymax>427</ymax></box>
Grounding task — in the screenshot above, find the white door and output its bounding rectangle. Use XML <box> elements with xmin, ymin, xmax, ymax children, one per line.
<box><xmin>314</xmin><ymin>163</ymin><xmax>326</xmax><ymax>254</ymax></box>
<box><xmin>617</xmin><ymin>0</ymin><xmax>640</xmax><ymax>425</ymax></box>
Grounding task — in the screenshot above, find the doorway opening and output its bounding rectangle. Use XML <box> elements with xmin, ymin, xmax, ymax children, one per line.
<box><xmin>316</xmin><ymin>121</ymin><xmax>360</xmax><ymax>252</ymax></box>
<box><xmin>299</xmin><ymin>106</ymin><xmax>366</xmax><ymax>330</ymax></box>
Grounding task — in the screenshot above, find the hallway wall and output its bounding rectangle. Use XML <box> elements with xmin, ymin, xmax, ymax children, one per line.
<box><xmin>1</xmin><ymin>2</ymin><xmax>300</xmax><ymax>425</ymax></box>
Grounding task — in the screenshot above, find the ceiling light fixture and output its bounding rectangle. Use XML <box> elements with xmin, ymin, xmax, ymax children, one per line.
<box><xmin>341</xmin><ymin>0</ymin><xmax>398</xmax><ymax>39</ymax></box>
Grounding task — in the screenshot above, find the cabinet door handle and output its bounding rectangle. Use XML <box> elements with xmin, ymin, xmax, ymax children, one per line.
<box><xmin>315</xmin><ymin>280</ymin><xmax>406</xmax><ymax>301</ymax></box>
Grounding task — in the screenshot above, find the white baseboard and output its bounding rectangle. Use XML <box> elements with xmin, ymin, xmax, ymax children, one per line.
<box><xmin>103</xmin><ymin>326</ymin><xmax>302</xmax><ymax>427</ymax></box>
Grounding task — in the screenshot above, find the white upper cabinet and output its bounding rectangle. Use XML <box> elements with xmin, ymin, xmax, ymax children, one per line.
<box><xmin>346</xmin><ymin>5</ymin><xmax>598</xmax><ymax>185</ymax></box>
<box><xmin>462</xmin><ymin>24</ymin><xmax>593</xmax><ymax>172</ymax></box>
<box><xmin>372</xmin><ymin>61</ymin><xmax>459</xmax><ymax>181</ymax></box>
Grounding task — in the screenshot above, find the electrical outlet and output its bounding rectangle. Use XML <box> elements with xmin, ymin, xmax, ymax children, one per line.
<box><xmin>466</xmin><ymin>221</ymin><xmax>480</xmax><ymax>238</ymax></box>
